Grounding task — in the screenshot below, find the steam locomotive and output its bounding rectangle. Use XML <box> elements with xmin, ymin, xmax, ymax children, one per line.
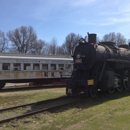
<box><xmin>66</xmin><ymin>33</ymin><xmax>130</xmax><ymax>97</ymax></box>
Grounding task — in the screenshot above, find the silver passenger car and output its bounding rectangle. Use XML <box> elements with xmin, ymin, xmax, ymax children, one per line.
<box><xmin>0</xmin><ymin>53</ymin><xmax>73</xmax><ymax>89</ymax></box>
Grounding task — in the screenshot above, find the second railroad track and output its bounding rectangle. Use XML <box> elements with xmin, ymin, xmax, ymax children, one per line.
<box><xmin>0</xmin><ymin>96</ymin><xmax>82</xmax><ymax>124</ymax></box>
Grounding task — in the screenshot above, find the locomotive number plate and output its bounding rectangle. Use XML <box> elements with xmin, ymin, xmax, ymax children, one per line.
<box><xmin>75</xmin><ymin>59</ymin><xmax>82</xmax><ymax>63</ymax></box>
<box><xmin>87</xmin><ymin>79</ymin><xmax>94</xmax><ymax>85</ymax></box>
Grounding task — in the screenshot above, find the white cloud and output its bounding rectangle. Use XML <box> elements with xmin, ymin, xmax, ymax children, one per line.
<box><xmin>72</xmin><ymin>1</ymin><xmax>130</xmax><ymax>27</ymax></box>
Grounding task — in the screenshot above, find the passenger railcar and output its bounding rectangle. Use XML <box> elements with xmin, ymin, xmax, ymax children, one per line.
<box><xmin>0</xmin><ymin>53</ymin><xmax>73</xmax><ymax>89</ymax></box>
<box><xmin>66</xmin><ymin>33</ymin><xmax>130</xmax><ymax>97</ymax></box>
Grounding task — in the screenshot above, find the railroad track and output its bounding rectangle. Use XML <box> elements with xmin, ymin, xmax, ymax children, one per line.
<box><xmin>0</xmin><ymin>96</ymin><xmax>81</xmax><ymax>124</ymax></box>
<box><xmin>2</xmin><ymin>85</ymin><xmax>66</xmax><ymax>92</ymax></box>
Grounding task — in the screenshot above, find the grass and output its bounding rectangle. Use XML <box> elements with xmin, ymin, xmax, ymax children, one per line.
<box><xmin>0</xmin><ymin>88</ymin><xmax>66</xmax><ymax>109</ymax></box>
<box><xmin>0</xmin><ymin>88</ymin><xmax>130</xmax><ymax>130</ymax></box>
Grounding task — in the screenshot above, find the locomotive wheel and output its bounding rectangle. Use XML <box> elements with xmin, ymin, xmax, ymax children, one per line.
<box><xmin>108</xmin><ymin>88</ymin><xmax>115</xmax><ymax>94</ymax></box>
<box><xmin>116</xmin><ymin>76</ymin><xmax>123</xmax><ymax>92</ymax></box>
<box><xmin>89</xmin><ymin>85</ymin><xmax>97</xmax><ymax>97</ymax></box>
<box><xmin>115</xmin><ymin>75</ymin><xmax>123</xmax><ymax>92</ymax></box>
<box><xmin>124</xmin><ymin>77</ymin><xmax>130</xmax><ymax>90</ymax></box>
<box><xmin>117</xmin><ymin>85</ymin><xmax>123</xmax><ymax>92</ymax></box>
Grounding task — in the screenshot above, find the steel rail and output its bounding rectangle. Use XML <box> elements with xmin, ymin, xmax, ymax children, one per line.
<box><xmin>2</xmin><ymin>85</ymin><xmax>66</xmax><ymax>92</ymax></box>
<box><xmin>0</xmin><ymin>99</ymin><xmax>82</xmax><ymax>124</ymax></box>
<box><xmin>0</xmin><ymin>96</ymin><xmax>68</xmax><ymax>113</ymax></box>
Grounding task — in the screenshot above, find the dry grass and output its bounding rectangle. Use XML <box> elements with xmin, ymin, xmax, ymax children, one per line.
<box><xmin>0</xmin><ymin>88</ymin><xmax>66</xmax><ymax>109</ymax></box>
<box><xmin>0</xmin><ymin>88</ymin><xmax>130</xmax><ymax>130</ymax></box>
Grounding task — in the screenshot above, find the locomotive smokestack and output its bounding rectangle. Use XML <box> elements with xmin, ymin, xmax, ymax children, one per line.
<box><xmin>88</xmin><ymin>33</ymin><xmax>97</xmax><ymax>43</ymax></box>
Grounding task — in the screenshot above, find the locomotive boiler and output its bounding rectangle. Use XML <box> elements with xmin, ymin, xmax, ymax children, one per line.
<box><xmin>66</xmin><ymin>33</ymin><xmax>130</xmax><ymax>97</ymax></box>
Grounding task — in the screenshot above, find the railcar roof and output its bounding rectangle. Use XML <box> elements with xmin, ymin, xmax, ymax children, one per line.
<box><xmin>0</xmin><ymin>55</ymin><xmax>73</xmax><ymax>61</ymax></box>
<box><xmin>0</xmin><ymin>53</ymin><xmax>71</xmax><ymax>58</ymax></box>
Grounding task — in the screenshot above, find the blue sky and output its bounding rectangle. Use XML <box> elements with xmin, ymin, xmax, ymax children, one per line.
<box><xmin>0</xmin><ymin>0</ymin><xmax>130</xmax><ymax>45</ymax></box>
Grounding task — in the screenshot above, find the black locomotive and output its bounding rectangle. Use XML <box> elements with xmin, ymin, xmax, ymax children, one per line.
<box><xmin>66</xmin><ymin>33</ymin><xmax>130</xmax><ymax>97</ymax></box>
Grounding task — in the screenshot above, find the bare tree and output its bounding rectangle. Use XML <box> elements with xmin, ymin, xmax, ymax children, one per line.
<box><xmin>102</xmin><ymin>32</ymin><xmax>115</xmax><ymax>42</ymax></box>
<box><xmin>56</xmin><ymin>46</ymin><xmax>65</xmax><ymax>55</ymax></box>
<box><xmin>0</xmin><ymin>30</ymin><xmax>8</xmax><ymax>52</ymax></box>
<box><xmin>7</xmin><ymin>26</ymin><xmax>37</xmax><ymax>53</ymax></box>
<box><xmin>30</xmin><ymin>39</ymin><xmax>46</xmax><ymax>54</ymax></box>
<box><xmin>47</xmin><ymin>38</ymin><xmax>58</xmax><ymax>55</ymax></box>
<box><xmin>128</xmin><ymin>39</ymin><xmax>130</xmax><ymax>44</ymax></box>
<box><xmin>41</xmin><ymin>43</ymin><xmax>49</xmax><ymax>54</ymax></box>
<box><xmin>102</xmin><ymin>32</ymin><xmax>126</xmax><ymax>45</ymax></box>
<box><xmin>116</xmin><ymin>33</ymin><xmax>126</xmax><ymax>45</ymax></box>
<box><xmin>62</xmin><ymin>33</ymin><xmax>81</xmax><ymax>55</ymax></box>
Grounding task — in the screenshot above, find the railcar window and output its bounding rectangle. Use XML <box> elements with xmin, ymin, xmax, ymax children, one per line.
<box><xmin>24</xmin><ymin>63</ymin><xmax>31</xmax><ymax>70</ymax></box>
<box><xmin>42</xmin><ymin>64</ymin><xmax>48</xmax><ymax>70</ymax></box>
<box><xmin>2</xmin><ymin>63</ymin><xmax>10</xmax><ymax>70</ymax></box>
<box><xmin>58</xmin><ymin>64</ymin><xmax>64</xmax><ymax>70</ymax></box>
<box><xmin>51</xmin><ymin>64</ymin><xmax>56</xmax><ymax>70</ymax></box>
<box><xmin>65</xmin><ymin>64</ymin><xmax>71</xmax><ymax>69</ymax></box>
<box><xmin>13</xmin><ymin>63</ymin><xmax>21</xmax><ymax>71</ymax></box>
<box><xmin>33</xmin><ymin>64</ymin><xmax>40</xmax><ymax>70</ymax></box>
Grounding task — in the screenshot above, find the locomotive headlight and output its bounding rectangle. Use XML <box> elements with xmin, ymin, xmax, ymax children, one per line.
<box><xmin>76</xmin><ymin>54</ymin><xmax>81</xmax><ymax>59</ymax></box>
